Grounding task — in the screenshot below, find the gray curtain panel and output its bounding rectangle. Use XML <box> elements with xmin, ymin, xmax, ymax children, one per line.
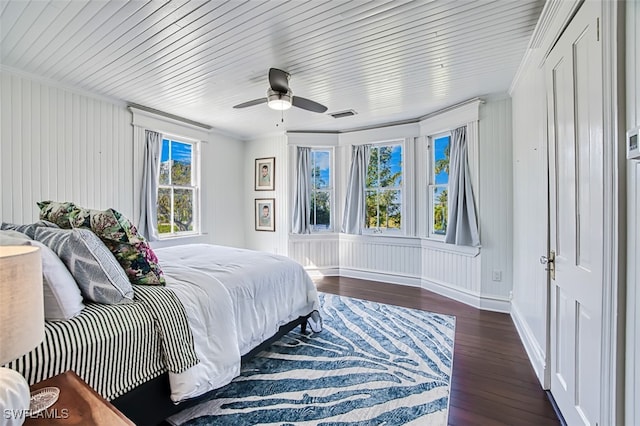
<box><xmin>292</xmin><ymin>147</ymin><xmax>311</xmax><ymax>234</ymax></box>
<box><xmin>445</xmin><ymin>126</ymin><xmax>480</xmax><ymax>246</ymax></box>
<box><xmin>341</xmin><ymin>144</ymin><xmax>371</xmax><ymax>235</ymax></box>
<box><xmin>138</xmin><ymin>130</ymin><xmax>162</xmax><ymax>242</ymax></box>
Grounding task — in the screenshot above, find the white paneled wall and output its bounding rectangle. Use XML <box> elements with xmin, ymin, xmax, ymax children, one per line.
<box><xmin>478</xmin><ymin>97</ymin><xmax>513</xmax><ymax>299</ymax></box>
<box><xmin>339</xmin><ymin>235</ymin><xmax>422</xmax><ymax>285</ymax></box>
<box><xmin>421</xmin><ymin>243</ymin><xmax>481</xmax><ymax>301</ymax></box>
<box><xmin>0</xmin><ymin>71</ymin><xmax>133</xmax><ymax>222</ymax></box>
<box><xmin>286</xmin><ymin>100</ymin><xmax>513</xmax><ymax>312</ymax></box>
<box><xmin>244</xmin><ymin>133</ymin><xmax>289</xmax><ymax>255</ymax></box>
<box><xmin>0</xmin><ymin>69</ymin><xmax>246</xmax><ymax>248</ymax></box>
<box><xmin>510</xmin><ymin>61</ymin><xmax>549</xmax><ymax>385</ymax></box>
<box><xmin>627</xmin><ymin>0</ymin><xmax>640</xmax><ymax>424</ymax></box>
<box><xmin>289</xmin><ymin>235</ymin><xmax>339</xmax><ymax>274</ymax></box>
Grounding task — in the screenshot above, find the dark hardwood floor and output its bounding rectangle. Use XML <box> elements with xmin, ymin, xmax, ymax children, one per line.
<box><xmin>314</xmin><ymin>275</ymin><xmax>560</xmax><ymax>426</ymax></box>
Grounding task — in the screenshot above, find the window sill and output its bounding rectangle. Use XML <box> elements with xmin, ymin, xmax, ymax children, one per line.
<box><xmin>340</xmin><ymin>233</ymin><xmax>422</xmax><ymax>247</ymax></box>
<box><xmin>289</xmin><ymin>232</ymin><xmax>339</xmax><ymax>241</ymax></box>
<box><xmin>151</xmin><ymin>232</ymin><xmax>206</xmax><ymax>248</ymax></box>
<box><xmin>287</xmin><ymin>233</ymin><xmax>480</xmax><ymax>257</ymax></box>
<box><xmin>420</xmin><ymin>237</ymin><xmax>480</xmax><ymax>257</ymax></box>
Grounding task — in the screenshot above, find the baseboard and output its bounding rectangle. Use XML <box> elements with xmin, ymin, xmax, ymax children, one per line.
<box><xmin>511</xmin><ymin>301</ymin><xmax>548</xmax><ymax>387</ymax></box>
<box><xmin>304</xmin><ymin>267</ymin><xmax>340</xmax><ymax>279</ymax></box>
<box><xmin>421</xmin><ymin>277</ymin><xmax>511</xmax><ymax>313</ymax></box>
<box><xmin>306</xmin><ymin>266</ymin><xmax>510</xmax><ymax>313</ymax></box>
<box><xmin>337</xmin><ymin>268</ymin><xmax>422</xmax><ymax>288</ymax></box>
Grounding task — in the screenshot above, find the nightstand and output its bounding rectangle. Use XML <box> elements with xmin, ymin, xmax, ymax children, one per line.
<box><xmin>24</xmin><ymin>371</ymin><xmax>134</xmax><ymax>425</ymax></box>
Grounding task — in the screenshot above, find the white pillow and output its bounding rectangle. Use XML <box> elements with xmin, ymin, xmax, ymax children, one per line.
<box><xmin>0</xmin><ymin>230</ymin><xmax>32</xmax><ymax>246</ymax></box>
<box><xmin>0</xmin><ymin>230</ymin><xmax>85</xmax><ymax>320</ymax></box>
<box><xmin>29</xmin><ymin>240</ymin><xmax>85</xmax><ymax>320</ymax></box>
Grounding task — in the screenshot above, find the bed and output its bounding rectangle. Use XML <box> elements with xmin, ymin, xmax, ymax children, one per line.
<box><xmin>2</xmin><ymin>238</ymin><xmax>320</xmax><ymax>424</ymax></box>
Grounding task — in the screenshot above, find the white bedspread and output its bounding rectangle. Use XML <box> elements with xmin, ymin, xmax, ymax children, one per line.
<box><xmin>154</xmin><ymin>244</ymin><xmax>320</xmax><ymax>403</ymax></box>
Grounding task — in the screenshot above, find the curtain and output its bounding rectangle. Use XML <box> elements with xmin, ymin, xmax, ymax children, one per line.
<box><xmin>138</xmin><ymin>130</ymin><xmax>162</xmax><ymax>242</ymax></box>
<box><xmin>292</xmin><ymin>147</ymin><xmax>311</xmax><ymax>234</ymax></box>
<box><xmin>341</xmin><ymin>144</ymin><xmax>370</xmax><ymax>235</ymax></box>
<box><xmin>445</xmin><ymin>126</ymin><xmax>480</xmax><ymax>246</ymax></box>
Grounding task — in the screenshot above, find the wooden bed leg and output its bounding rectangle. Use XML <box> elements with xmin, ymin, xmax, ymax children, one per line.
<box><xmin>300</xmin><ymin>317</ymin><xmax>308</xmax><ymax>334</ymax></box>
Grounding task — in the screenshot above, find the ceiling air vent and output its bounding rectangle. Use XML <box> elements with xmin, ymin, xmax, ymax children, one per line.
<box><xmin>329</xmin><ymin>109</ymin><xmax>357</xmax><ymax>119</ymax></box>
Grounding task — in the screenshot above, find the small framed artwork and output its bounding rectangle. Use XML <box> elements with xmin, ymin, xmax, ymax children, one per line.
<box><xmin>255</xmin><ymin>198</ymin><xmax>275</xmax><ymax>232</ymax></box>
<box><xmin>255</xmin><ymin>157</ymin><xmax>275</xmax><ymax>191</ymax></box>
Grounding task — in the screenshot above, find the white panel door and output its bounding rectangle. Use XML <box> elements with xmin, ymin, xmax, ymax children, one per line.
<box><xmin>545</xmin><ymin>2</ymin><xmax>603</xmax><ymax>425</ymax></box>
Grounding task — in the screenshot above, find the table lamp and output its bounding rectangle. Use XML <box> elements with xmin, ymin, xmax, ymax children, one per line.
<box><xmin>0</xmin><ymin>246</ymin><xmax>44</xmax><ymax>426</ymax></box>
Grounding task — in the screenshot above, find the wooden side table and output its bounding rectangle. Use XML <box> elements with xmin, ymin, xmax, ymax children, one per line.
<box><xmin>24</xmin><ymin>371</ymin><xmax>134</xmax><ymax>425</ymax></box>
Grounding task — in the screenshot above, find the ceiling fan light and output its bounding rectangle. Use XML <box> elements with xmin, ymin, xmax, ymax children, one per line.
<box><xmin>267</xmin><ymin>89</ymin><xmax>292</xmax><ymax>110</ymax></box>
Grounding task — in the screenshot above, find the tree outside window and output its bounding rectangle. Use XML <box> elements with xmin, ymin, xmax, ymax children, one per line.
<box><xmin>365</xmin><ymin>144</ymin><xmax>402</xmax><ymax>232</ymax></box>
<box><xmin>310</xmin><ymin>150</ymin><xmax>331</xmax><ymax>232</ymax></box>
<box><xmin>429</xmin><ymin>133</ymin><xmax>450</xmax><ymax>236</ymax></box>
<box><xmin>157</xmin><ymin>138</ymin><xmax>198</xmax><ymax>236</ymax></box>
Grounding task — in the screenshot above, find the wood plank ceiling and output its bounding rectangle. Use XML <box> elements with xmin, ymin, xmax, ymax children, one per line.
<box><xmin>0</xmin><ymin>0</ymin><xmax>544</xmax><ymax>139</ymax></box>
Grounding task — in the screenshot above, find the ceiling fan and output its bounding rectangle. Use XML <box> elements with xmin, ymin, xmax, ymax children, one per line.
<box><xmin>233</xmin><ymin>68</ymin><xmax>327</xmax><ymax>113</ymax></box>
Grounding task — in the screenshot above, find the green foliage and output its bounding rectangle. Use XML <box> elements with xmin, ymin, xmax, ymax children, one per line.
<box><xmin>311</xmin><ymin>166</ymin><xmax>331</xmax><ymax>229</ymax></box>
<box><xmin>432</xmin><ymin>137</ymin><xmax>450</xmax><ymax>234</ymax></box>
<box><xmin>171</xmin><ymin>161</ymin><xmax>192</xmax><ymax>185</ymax></box>
<box><xmin>434</xmin><ymin>143</ymin><xmax>450</xmax><ymax>177</ymax></box>
<box><xmin>311</xmin><ymin>191</ymin><xmax>330</xmax><ymax>229</ymax></box>
<box><xmin>157</xmin><ymin>161</ymin><xmax>194</xmax><ymax>234</ymax></box>
<box><xmin>433</xmin><ymin>189</ymin><xmax>448</xmax><ymax>234</ymax></box>
<box><xmin>366</xmin><ymin>146</ymin><xmax>402</xmax><ymax>229</ymax></box>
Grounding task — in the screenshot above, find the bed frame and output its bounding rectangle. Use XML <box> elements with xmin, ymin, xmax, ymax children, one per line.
<box><xmin>112</xmin><ymin>314</ymin><xmax>310</xmax><ymax>425</ymax></box>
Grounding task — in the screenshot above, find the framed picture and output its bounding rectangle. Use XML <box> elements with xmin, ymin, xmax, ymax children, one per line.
<box><xmin>255</xmin><ymin>157</ymin><xmax>275</xmax><ymax>191</ymax></box>
<box><xmin>255</xmin><ymin>198</ymin><xmax>275</xmax><ymax>232</ymax></box>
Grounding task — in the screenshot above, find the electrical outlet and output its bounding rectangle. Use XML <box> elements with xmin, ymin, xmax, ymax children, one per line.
<box><xmin>492</xmin><ymin>270</ymin><xmax>502</xmax><ymax>282</ymax></box>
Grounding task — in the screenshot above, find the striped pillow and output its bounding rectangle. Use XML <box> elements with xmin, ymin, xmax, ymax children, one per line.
<box><xmin>1</xmin><ymin>220</ymin><xmax>59</xmax><ymax>239</ymax></box>
<box><xmin>35</xmin><ymin>227</ymin><xmax>134</xmax><ymax>305</ymax></box>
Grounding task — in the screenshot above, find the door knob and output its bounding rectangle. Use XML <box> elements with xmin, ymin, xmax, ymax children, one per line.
<box><xmin>539</xmin><ymin>251</ymin><xmax>556</xmax><ymax>280</ymax></box>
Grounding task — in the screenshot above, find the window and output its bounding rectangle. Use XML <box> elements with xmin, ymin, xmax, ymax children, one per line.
<box><xmin>365</xmin><ymin>144</ymin><xmax>402</xmax><ymax>232</ymax></box>
<box><xmin>428</xmin><ymin>133</ymin><xmax>450</xmax><ymax>237</ymax></box>
<box><xmin>310</xmin><ymin>149</ymin><xmax>332</xmax><ymax>232</ymax></box>
<box><xmin>157</xmin><ymin>137</ymin><xmax>199</xmax><ymax>237</ymax></box>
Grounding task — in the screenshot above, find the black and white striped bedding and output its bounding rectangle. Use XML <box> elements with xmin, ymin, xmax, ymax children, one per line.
<box><xmin>3</xmin><ymin>285</ymin><xmax>199</xmax><ymax>401</ymax></box>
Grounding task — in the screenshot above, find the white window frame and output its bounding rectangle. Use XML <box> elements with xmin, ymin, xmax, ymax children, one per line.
<box><xmin>427</xmin><ymin>131</ymin><xmax>451</xmax><ymax>240</ymax></box>
<box><xmin>363</xmin><ymin>141</ymin><xmax>404</xmax><ymax>235</ymax></box>
<box><xmin>157</xmin><ymin>134</ymin><xmax>201</xmax><ymax>239</ymax></box>
<box><xmin>418</xmin><ymin>99</ymin><xmax>480</xmax><ymax>242</ymax></box>
<box><xmin>310</xmin><ymin>147</ymin><xmax>334</xmax><ymax>233</ymax></box>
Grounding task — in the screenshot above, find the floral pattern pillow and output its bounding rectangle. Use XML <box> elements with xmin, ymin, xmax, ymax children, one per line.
<box><xmin>37</xmin><ymin>201</ymin><xmax>80</xmax><ymax>228</ymax></box>
<box><xmin>69</xmin><ymin>208</ymin><xmax>165</xmax><ymax>286</ymax></box>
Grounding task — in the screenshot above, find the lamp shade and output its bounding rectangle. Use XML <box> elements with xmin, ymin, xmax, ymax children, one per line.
<box><xmin>0</xmin><ymin>246</ymin><xmax>43</xmax><ymax>366</ymax></box>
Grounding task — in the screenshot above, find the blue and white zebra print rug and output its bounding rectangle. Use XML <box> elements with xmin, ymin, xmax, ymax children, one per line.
<box><xmin>168</xmin><ymin>293</ymin><xmax>456</xmax><ymax>425</ymax></box>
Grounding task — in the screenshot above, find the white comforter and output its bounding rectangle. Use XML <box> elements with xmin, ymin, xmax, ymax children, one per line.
<box><xmin>154</xmin><ymin>244</ymin><xmax>320</xmax><ymax>403</ymax></box>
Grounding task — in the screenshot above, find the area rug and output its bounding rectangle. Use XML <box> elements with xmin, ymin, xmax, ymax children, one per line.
<box><xmin>168</xmin><ymin>293</ymin><xmax>456</xmax><ymax>425</ymax></box>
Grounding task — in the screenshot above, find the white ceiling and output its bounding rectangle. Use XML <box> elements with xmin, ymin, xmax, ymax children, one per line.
<box><xmin>0</xmin><ymin>0</ymin><xmax>544</xmax><ymax>140</ymax></box>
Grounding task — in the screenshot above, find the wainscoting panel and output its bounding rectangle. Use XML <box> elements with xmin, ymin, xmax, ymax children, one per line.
<box><xmin>339</xmin><ymin>236</ymin><xmax>422</xmax><ymax>281</ymax></box>
<box><xmin>288</xmin><ymin>235</ymin><xmax>340</xmax><ymax>273</ymax></box>
<box><xmin>0</xmin><ymin>70</ymin><xmax>133</xmax><ymax>223</ymax></box>
<box><xmin>421</xmin><ymin>246</ymin><xmax>480</xmax><ymax>293</ymax></box>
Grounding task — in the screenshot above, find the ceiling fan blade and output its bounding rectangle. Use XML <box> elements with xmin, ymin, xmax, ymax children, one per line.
<box><xmin>268</xmin><ymin>68</ymin><xmax>290</xmax><ymax>93</ymax></box>
<box><xmin>292</xmin><ymin>96</ymin><xmax>328</xmax><ymax>113</ymax></box>
<box><xmin>233</xmin><ymin>98</ymin><xmax>267</xmax><ymax>109</ymax></box>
